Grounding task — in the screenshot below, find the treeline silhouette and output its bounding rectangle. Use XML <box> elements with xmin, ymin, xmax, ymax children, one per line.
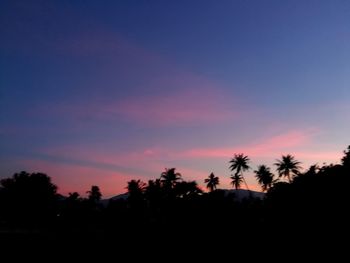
<box><xmin>0</xmin><ymin>146</ymin><xmax>349</xmax><ymax>256</ymax></box>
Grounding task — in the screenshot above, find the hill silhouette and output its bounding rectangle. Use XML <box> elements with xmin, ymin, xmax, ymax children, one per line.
<box><xmin>106</xmin><ymin>188</ymin><xmax>263</xmax><ymax>202</ymax></box>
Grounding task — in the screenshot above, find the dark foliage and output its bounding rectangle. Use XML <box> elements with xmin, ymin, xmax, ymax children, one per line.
<box><xmin>0</xmin><ymin>146</ymin><xmax>349</xmax><ymax>257</ymax></box>
<box><xmin>0</xmin><ymin>171</ymin><xmax>58</xmax><ymax>225</ymax></box>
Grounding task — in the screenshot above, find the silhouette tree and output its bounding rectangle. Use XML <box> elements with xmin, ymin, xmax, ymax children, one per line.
<box><xmin>174</xmin><ymin>181</ymin><xmax>202</xmax><ymax>198</ymax></box>
<box><xmin>87</xmin><ymin>185</ymin><xmax>102</xmax><ymax>203</ymax></box>
<box><xmin>229</xmin><ymin>153</ymin><xmax>250</xmax><ymax>189</ymax></box>
<box><xmin>274</xmin><ymin>154</ymin><xmax>302</xmax><ymax>183</ymax></box>
<box><xmin>145</xmin><ymin>179</ymin><xmax>162</xmax><ymax>201</ymax></box>
<box><xmin>303</xmin><ymin>164</ymin><xmax>319</xmax><ymax>177</ymax></box>
<box><xmin>204</xmin><ymin>172</ymin><xmax>219</xmax><ymax>192</ymax></box>
<box><xmin>62</xmin><ymin>192</ymin><xmax>83</xmax><ymax>221</ymax></box>
<box><xmin>67</xmin><ymin>192</ymin><xmax>81</xmax><ymax>201</ymax></box>
<box><xmin>160</xmin><ymin>168</ymin><xmax>182</xmax><ymax>189</ymax></box>
<box><xmin>254</xmin><ymin>165</ymin><xmax>275</xmax><ymax>192</ymax></box>
<box><xmin>126</xmin><ymin>179</ymin><xmax>146</xmax><ymax>211</ymax></box>
<box><xmin>341</xmin><ymin>145</ymin><xmax>350</xmax><ymax>168</ymax></box>
<box><xmin>127</xmin><ymin>180</ymin><xmax>146</xmax><ymax>197</ymax></box>
<box><xmin>0</xmin><ymin>171</ymin><xmax>58</xmax><ymax>223</ymax></box>
<box><xmin>230</xmin><ymin>173</ymin><xmax>243</xmax><ymax>190</ymax></box>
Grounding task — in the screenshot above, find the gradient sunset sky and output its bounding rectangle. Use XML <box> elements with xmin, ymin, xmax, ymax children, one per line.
<box><xmin>1</xmin><ymin>0</ymin><xmax>350</xmax><ymax>197</ymax></box>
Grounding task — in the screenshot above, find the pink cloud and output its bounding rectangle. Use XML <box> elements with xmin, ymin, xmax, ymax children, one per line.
<box><xmin>20</xmin><ymin>159</ymin><xmax>138</xmax><ymax>198</ymax></box>
<box><xmin>24</xmin><ymin>29</ymin><xmax>237</xmax><ymax>127</ymax></box>
<box><xmin>290</xmin><ymin>151</ymin><xmax>342</xmax><ymax>163</ymax></box>
<box><xmin>33</xmin><ymin>124</ymin><xmax>346</xmax><ymax>196</ymax></box>
<box><xmin>25</xmin><ymin>147</ymin><xmax>226</xmax><ymax>196</ymax></box>
<box><xmin>40</xmin><ymin>145</ymin><xmax>168</xmax><ymax>169</ymax></box>
<box><xmin>176</xmin><ymin>129</ymin><xmax>342</xmax><ymax>164</ymax></box>
<box><xmin>38</xmin><ymin>128</ymin><xmax>341</xmax><ymax>176</ymax></box>
<box><xmin>36</xmin><ymin>145</ymin><xmax>231</xmax><ymax>193</ymax></box>
<box><xmin>105</xmin><ymin>88</ymin><xmax>233</xmax><ymax>126</ymax></box>
<box><xmin>183</xmin><ymin>130</ymin><xmax>313</xmax><ymax>159</ymax></box>
<box><xmin>41</xmin><ymin>84</ymin><xmax>235</xmax><ymax>127</ymax></box>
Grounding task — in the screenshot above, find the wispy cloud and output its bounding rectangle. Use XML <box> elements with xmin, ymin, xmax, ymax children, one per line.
<box><xmin>182</xmin><ymin>130</ymin><xmax>314</xmax><ymax>159</ymax></box>
<box><xmin>43</xmin><ymin>86</ymin><xmax>234</xmax><ymax>127</ymax></box>
<box><xmin>17</xmin><ymin>29</ymin><xmax>238</xmax><ymax>127</ymax></box>
<box><xmin>106</xmin><ymin>88</ymin><xmax>233</xmax><ymax>126</ymax></box>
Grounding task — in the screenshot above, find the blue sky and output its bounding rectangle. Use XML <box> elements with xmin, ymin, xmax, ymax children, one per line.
<box><xmin>1</xmin><ymin>0</ymin><xmax>350</xmax><ymax>196</ymax></box>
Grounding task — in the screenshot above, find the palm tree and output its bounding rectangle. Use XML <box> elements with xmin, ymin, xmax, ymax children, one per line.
<box><xmin>145</xmin><ymin>179</ymin><xmax>162</xmax><ymax>208</ymax></box>
<box><xmin>229</xmin><ymin>153</ymin><xmax>250</xmax><ymax>190</ymax></box>
<box><xmin>230</xmin><ymin>173</ymin><xmax>243</xmax><ymax>190</ymax></box>
<box><xmin>145</xmin><ymin>179</ymin><xmax>162</xmax><ymax>199</ymax></box>
<box><xmin>87</xmin><ymin>185</ymin><xmax>102</xmax><ymax>203</ymax></box>
<box><xmin>160</xmin><ymin>168</ymin><xmax>182</xmax><ymax>189</ymax></box>
<box><xmin>341</xmin><ymin>145</ymin><xmax>350</xmax><ymax>168</ymax></box>
<box><xmin>274</xmin><ymin>154</ymin><xmax>302</xmax><ymax>183</ymax></box>
<box><xmin>174</xmin><ymin>181</ymin><xmax>202</xmax><ymax>198</ymax></box>
<box><xmin>254</xmin><ymin>165</ymin><xmax>275</xmax><ymax>192</ymax></box>
<box><xmin>67</xmin><ymin>192</ymin><xmax>81</xmax><ymax>202</ymax></box>
<box><xmin>127</xmin><ymin>179</ymin><xmax>146</xmax><ymax>196</ymax></box>
<box><xmin>126</xmin><ymin>179</ymin><xmax>146</xmax><ymax>210</ymax></box>
<box><xmin>204</xmin><ymin>172</ymin><xmax>219</xmax><ymax>192</ymax></box>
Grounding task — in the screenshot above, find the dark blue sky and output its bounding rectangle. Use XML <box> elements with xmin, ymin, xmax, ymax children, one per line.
<box><xmin>1</xmin><ymin>0</ymin><xmax>350</xmax><ymax>196</ymax></box>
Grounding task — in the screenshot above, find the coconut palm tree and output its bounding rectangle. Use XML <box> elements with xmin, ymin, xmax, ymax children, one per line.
<box><xmin>204</xmin><ymin>172</ymin><xmax>219</xmax><ymax>192</ymax></box>
<box><xmin>145</xmin><ymin>179</ymin><xmax>162</xmax><ymax>199</ymax></box>
<box><xmin>174</xmin><ymin>181</ymin><xmax>202</xmax><ymax>198</ymax></box>
<box><xmin>87</xmin><ymin>185</ymin><xmax>102</xmax><ymax>203</ymax></box>
<box><xmin>160</xmin><ymin>168</ymin><xmax>182</xmax><ymax>189</ymax></box>
<box><xmin>229</xmin><ymin>153</ymin><xmax>250</xmax><ymax>189</ymax></box>
<box><xmin>254</xmin><ymin>165</ymin><xmax>275</xmax><ymax>192</ymax></box>
<box><xmin>145</xmin><ymin>179</ymin><xmax>162</xmax><ymax>210</ymax></box>
<box><xmin>274</xmin><ymin>154</ymin><xmax>302</xmax><ymax>183</ymax></box>
<box><xmin>127</xmin><ymin>180</ymin><xmax>146</xmax><ymax>196</ymax></box>
<box><xmin>230</xmin><ymin>173</ymin><xmax>243</xmax><ymax>190</ymax></box>
<box><xmin>126</xmin><ymin>179</ymin><xmax>146</xmax><ymax>210</ymax></box>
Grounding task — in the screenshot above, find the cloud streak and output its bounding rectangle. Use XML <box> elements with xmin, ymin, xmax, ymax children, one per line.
<box><xmin>182</xmin><ymin>130</ymin><xmax>313</xmax><ymax>159</ymax></box>
<box><xmin>38</xmin><ymin>72</ymin><xmax>236</xmax><ymax>127</ymax></box>
<box><xmin>2</xmin><ymin>18</ymin><xmax>345</xmax><ymax>195</ymax></box>
<box><xmin>17</xmin><ymin>29</ymin><xmax>238</xmax><ymax>128</ymax></box>
<box><xmin>27</xmin><ymin>128</ymin><xmax>344</xmax><ymax>196</ymax></box>
<box><xmin>107</xmin><ymin>88</ymin><xmax>233</xmax><ymax>126</ymax></box>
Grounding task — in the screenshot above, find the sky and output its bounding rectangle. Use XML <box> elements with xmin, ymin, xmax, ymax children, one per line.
<box><xmin>1</xmin><ymin>0</ymin><xmax>350</xmax><ymax>197</ymax></box>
